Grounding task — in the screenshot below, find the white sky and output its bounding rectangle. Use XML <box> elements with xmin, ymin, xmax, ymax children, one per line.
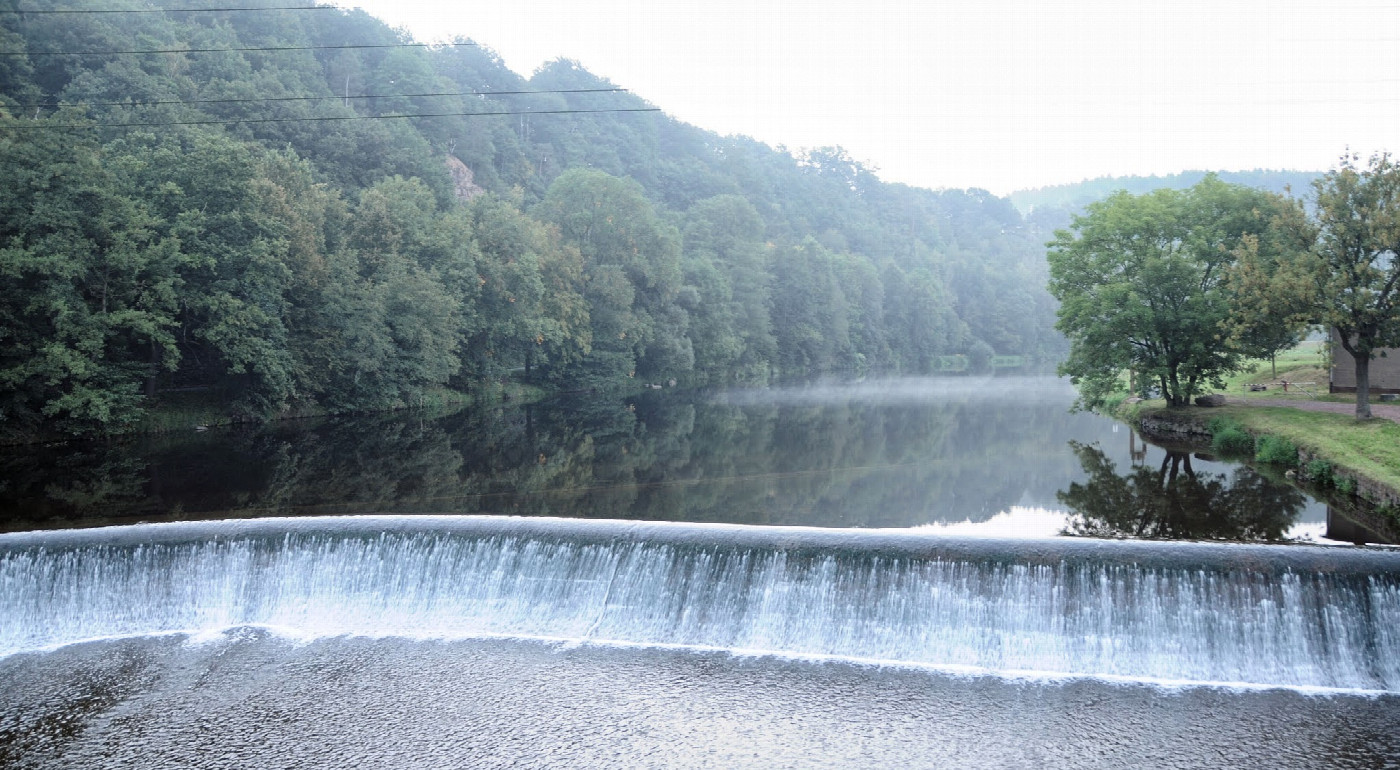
<box><xmin>337</xmin><ymin>0</ymin><xmax>1400</xmax><ymax>195</ymax></box>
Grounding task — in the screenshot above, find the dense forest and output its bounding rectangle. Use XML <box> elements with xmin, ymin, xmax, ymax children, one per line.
<box><xmin>0</xmin><ymin>1</ymin><xmax>1066</xmax><ymax>437</ymax></box>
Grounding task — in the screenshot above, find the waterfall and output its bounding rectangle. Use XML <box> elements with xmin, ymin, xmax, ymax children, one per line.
<box><xmin>3</xmin><ymin>516</ymin><xmax>1398</xmax><ymax>692</ymax></box>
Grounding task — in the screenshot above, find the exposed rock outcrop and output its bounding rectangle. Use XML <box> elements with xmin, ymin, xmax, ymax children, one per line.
<box><xmin>445</xmin><ymin>155</ymin><xmax>485</xmax><ymax>202</ymax></box>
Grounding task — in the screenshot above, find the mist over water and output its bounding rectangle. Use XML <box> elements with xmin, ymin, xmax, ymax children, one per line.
<box><xmin>710</xmin><ymin>374</ymin><xmax>1081</xmax><ymax>407</ymax></box>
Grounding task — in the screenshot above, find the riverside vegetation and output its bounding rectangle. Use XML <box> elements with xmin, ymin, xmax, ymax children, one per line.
<box><xmin>1049</xmin><ymin>157</ymin><xmax>1400</xmax><ymax>522</ymax></box>
<box><xmin>1112</xmin><ymin>395</ymin><xmax>1400</xmax><ymax>533</ymax></box>
<box><xmin>0</xmin><ymin>2</ymin><xmax>1071</xmax><ymax>441</ymax></box>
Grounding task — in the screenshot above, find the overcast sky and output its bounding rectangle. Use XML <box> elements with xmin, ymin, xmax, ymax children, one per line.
<box><xmin>338</xmin><ymin>0</ymin><xmax>1400</xmax><ymax>195</ymax></box>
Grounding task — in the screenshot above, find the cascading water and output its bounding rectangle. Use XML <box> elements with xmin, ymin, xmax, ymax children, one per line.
<box><xmin>3</xmin><ymin>516</ymin><xmax>1398</xmax><ymax>692</ymax></box>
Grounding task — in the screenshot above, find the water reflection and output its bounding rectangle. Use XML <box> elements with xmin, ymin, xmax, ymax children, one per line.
<box><xmin>0</xmin><ymin>377</ymin><xmax>1330</xmax><ymax>541</ymax></box>
<box><xmin>1058</xmin><ymin>442</ymin><xmax>1307</xmax><ymax>542</ymax></box>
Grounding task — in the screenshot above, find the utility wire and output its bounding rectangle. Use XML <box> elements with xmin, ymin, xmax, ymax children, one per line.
<box><xmin>0</xmin><ymin>5</ymin><xmax>331</xmax><ymax>13</ymax></box>
<box><xmin>21</xmin><ymin>87</ymin><xmax>629</xmax><ymax>109</ymax></box>
<box><xmin>0</xmin><ymin>106</ymin><xmax>662</xmax><ymax>130</ymax></box>
<box><xmin>1</xmin><ymin>42</ymin><xmax>478</xmax><ymax>56</ymax></box>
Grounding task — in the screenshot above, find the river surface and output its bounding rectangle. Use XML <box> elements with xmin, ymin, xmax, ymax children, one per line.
<box><xmin>0</xmin><ymin>376</ymin><xmax>1348</xmax><ymax>541</ymax></box>
<box><xmin>2</xmin><ymin>376</ymin><xmax>1398</xmax><ymax>768</ymax></box>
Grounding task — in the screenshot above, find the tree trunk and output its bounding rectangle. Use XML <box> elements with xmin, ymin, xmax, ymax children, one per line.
<box><xmin>1354</xmin><ymin>351</ymin><xmax>1373</xmax><ymax>420</ymax></box>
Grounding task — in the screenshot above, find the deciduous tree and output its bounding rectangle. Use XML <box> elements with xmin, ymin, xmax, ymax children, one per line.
<box><xmin>1047</xmin><ymin>176</ymin><xmax>1290</xmax><ymax>408</ymax></box>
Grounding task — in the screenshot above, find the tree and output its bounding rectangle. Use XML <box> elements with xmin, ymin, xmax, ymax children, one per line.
<box><xmin>535</xmin><ymin>169</ymin><xmax>688</xmax><ymax>385</ymax></box>
<box><xmin>1047</xmin><ymin>176</ymin><xmax>1291</xmax><ymax>408</ymax></box>
<box><xmin>0</xmin><ymin>123</ymin><xmax>185</xmax><ymax>434</ymax></box>
<box><xmin>1292</xmin><ymin>153</ymin><xmax>1400</xmax><ymax>420</ymax></box>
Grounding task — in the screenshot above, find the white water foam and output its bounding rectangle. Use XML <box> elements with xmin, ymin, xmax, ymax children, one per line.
<box><xmin>2</xmin><ymin>518</ymin><xmax>1398</xmax><ymax>693</ymax></box>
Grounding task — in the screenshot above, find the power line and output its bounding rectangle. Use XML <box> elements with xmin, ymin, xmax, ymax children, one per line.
<box><xmin>21</xmin><ymin>87</ymin><xmax>629</xmax><ymax>109</ymax></box>
<box><xmin>0</xmin><ymin>5</ymin><xmax>331</xmax><ymax>13</ymax></box>
<box><xmin>1</xmin><ymin>42</ymin><xmax>478</xmax><ymax>56</ymax></box>
<box><xmin>0</xmin><ymin>106</ymin><xmax>662</xmax><ymax>130</ymax></box>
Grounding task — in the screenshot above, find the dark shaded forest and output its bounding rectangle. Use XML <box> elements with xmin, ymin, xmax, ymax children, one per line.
<box><xmin>0</xmin><ymin>1</ymin><xmax>1066</xmax><ymax>437</ymax></box>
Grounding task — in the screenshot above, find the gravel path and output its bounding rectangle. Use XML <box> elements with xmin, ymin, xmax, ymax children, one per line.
<box><xmin>1225</xmin><ymin>397</ymin><xmax>1400</xmax><ymax>423</ymax></box>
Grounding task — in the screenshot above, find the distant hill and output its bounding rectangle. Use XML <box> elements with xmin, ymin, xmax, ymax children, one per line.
<box><xmin>1009</xmin><ymin>170</ymin><xmax>1321</xmax><ymax>214</ymax></box>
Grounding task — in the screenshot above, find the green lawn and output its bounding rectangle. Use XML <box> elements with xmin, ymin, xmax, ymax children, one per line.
<box><xmin>1217</xmin><ymin>340</ymin><xmax>1354</xmax><ymax>402</ymax></box>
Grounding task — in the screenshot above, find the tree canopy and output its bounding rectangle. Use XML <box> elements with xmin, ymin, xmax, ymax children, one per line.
<box><xmin>0</xmin><ymin>1</ymin><xmax>1065</xmax><ymax>437</ymax></box>
<box><xmin>1047</xmin><ymin>176</ymin><xmax>1296</xmax><ymax>408</ymax></box>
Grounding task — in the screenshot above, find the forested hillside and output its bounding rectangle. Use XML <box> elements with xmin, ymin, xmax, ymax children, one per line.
<box><xmin>0</xmin><ymin>1</ymin><xmax>1064</xmax><ymax>436</ymax></box>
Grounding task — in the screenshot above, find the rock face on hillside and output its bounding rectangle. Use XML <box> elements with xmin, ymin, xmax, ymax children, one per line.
<box><xmin>446</xmin><ymin>156</ymin><xmax>485</xmax><ymax>201</ymax></box>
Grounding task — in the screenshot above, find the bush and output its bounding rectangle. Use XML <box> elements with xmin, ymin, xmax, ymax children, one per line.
<box><xmin>1255</xmin><ymin>435</ymin><xmax>1299</xmax><ymax>465</ymax></box>
<box><xmin>1212</xmin><ymin>427</ymin><xmax>1254</xmax><ymax>456</ymax></box>
<box><xmin>1337</xmin><ymin>476</ymin><xmax>1357</xmax><ymax>495</ymax></box>
<box><xmin>1304</xmin><ymin>459</ymin><xmax>1334</xmax><ymax>486</ymax></box>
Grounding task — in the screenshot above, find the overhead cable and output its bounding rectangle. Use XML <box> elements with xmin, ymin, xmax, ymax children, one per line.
<box><xmin>0</xmin><ymin>5</ymin><xmax>331</xmax><ymax>13</ymax></box>
<box><xmin>21</xmin><ymin>87</ymin><xmax>629</xmax><ymax>109</ymax></box>
<box><xmin>0</xmin><ymin>106</ymin><xmax>662</xmax><ymax>130</ymax></box>
<box><xmin>1</xmin><ymin>42</ymin><xmax>478</xmax><ymax>56</ymax></box>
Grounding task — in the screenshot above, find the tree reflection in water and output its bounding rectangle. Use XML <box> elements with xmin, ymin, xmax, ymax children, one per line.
<box><xmin>1058</xmin><ymin>441</ymin><xmax>1306</xmax><ymax>541</ymax></box>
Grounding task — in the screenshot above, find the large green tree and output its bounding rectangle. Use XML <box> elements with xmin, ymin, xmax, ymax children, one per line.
<box><xmin>1047</xmin><ymin>176</ymin><xmax>1291</xmax><ymax>408</ymax></box>
<box><xmin>1296</xmin><ymin>154</ymin><xmax>1400</xmax><ymax>419</ymax></box>
<box><xmin>1228</xmin><ymin>153</ymin><xmax>1400</xmax><ymax>419</ymax></box>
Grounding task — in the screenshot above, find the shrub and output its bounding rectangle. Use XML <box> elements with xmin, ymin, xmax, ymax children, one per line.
<box><xmin>1304</xmin><ymin>459</ymin><xmax>1334</xmax><ymax>486</ymax></box>
<box><xmin>1255</xmin><ymin>435</ymin><xmax>1299</xmax><ymax>465</ymax></box>
<box><xmin>1212</xmin><ymin>427</ymin><xmax>1254</xmax><ymax>456</ymax></box>
<box><xmin>1337</xmin><ymin>476</ymin><xmax>1357</xmax><ymax>495</ymax></box>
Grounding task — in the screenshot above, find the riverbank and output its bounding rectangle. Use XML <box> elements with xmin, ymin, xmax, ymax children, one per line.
<box><xmin>1117</xmin><ymin>399</ymin><xmax>1400</xmax><ymax>537</ymax></box>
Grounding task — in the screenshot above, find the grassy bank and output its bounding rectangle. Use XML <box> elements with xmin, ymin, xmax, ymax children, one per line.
<box><xmin>1118</xmin><ymin>399</ymin><xmax>1400</xmax><ymax>527</ymax></box>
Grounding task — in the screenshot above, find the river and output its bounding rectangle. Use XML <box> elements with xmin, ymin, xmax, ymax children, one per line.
<box><xmin>1</xmin><ymin>376</ymin><xmax>1397</xmax><ymax>768</ymax></box>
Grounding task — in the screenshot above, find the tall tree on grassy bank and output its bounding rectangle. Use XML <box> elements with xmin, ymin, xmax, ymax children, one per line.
<box><xmin>1047</xmin><ymin>176</ymin><xmax>1294</xmax><ymax>409</ymax></box>
<box><xmin>1228</xmin><ymin>152</ymin><xmax>1400</xmax><ymax>419</ymax></box>
<box><xmin>1299</xmin><ymin>154</ymin><xmax>1400</xmax><ymax>420</ymax></box>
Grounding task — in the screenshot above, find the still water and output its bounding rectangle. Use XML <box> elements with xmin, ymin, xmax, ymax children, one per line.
<box><xmin>2</xmin><ymin>376</ymin><xmax>1398</xmax><ymax>768</ymax></box>
<box><xmin>0</xmin><ymin>376</ymin><xmax>1336</xmax><ymax>540</ymax></box>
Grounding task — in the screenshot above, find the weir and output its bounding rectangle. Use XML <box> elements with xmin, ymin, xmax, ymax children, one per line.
<box><xmin>2</xmin><ymin>516</ymin><xmax>1399</xmax><ymax>692</ymax></box>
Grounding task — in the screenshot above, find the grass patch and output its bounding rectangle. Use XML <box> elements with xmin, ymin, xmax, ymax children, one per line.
<box><xmin>1193</xmin><ymin>405</ymin><xmax>1400</xmax><ymax>493</ymax></box>
<box><xmin>1219</xmin><ymin>339</ymin><xmax>1354</xmax><ymax>403</ymax></box>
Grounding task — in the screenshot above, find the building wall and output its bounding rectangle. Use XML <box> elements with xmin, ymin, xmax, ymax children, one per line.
<box><xmin>1330</xmin><ymin>328</ymin><xmax>1400</xmax><ymax>393</ymax></box>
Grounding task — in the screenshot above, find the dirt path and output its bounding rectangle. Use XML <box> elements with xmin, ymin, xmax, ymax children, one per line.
<box><xmin>1225</xmin><ymin>397</ymin><xmax>1400</xmax><ymax>423</ymax></box>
